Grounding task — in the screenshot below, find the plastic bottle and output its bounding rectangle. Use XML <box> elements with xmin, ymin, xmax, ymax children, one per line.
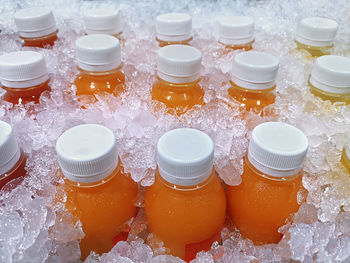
<box><xmin>295</xmin><ymin>17</ymin><xmax>338</xmax><ymax>57</ymax></box>
<box><xmin>73</xmin><ymin>34</ymin><xmax>125</xmax><ymax>100</ymax></box>
<box><xmin>226</xmin><ymin>122</ymin><xmax>308</xmax><ymax>244</ymax></box>
<box><xmin>156</xmin><ymin>13</ymin><xmax>192</xmax><ymax>47</ymax></box>
<box><xmin>309</xmin><ymin>55</ymin><xmax>350</xmax><ymax>104</ymax></box>
<box><xmin>228</xmin><ymin>51</ymin><xmax>279</xmax><ymax>113</ymax></box>
<box><xmin>14</xmin><ymin>7</ymin><xmax>58</xmax><ymax>48</ymax></box>
<box><xmin>145</xmin><ymin>128</ymin><xmax>226</xmax><ymax>261</ymax></box>
<box><xmin>56</xmin><ymin>124</ymin><xmax>138</xmax><ymax>259</ymax></box>
<box><xmin>151</xmin><ymin>44</ymin><xmax>204</xmax><ymax>115</ymax></box>
<box><xmin>0</xmin><ymin>120</ymin><xmax>27</xmax><ymax>190</ymax></box>
<box><xmin>218</xmin><ymin>16</ymin><xmax>254</xmax><ymax>51</ymax></box>
<box><xmin>0</xmin><ymin>51</ymin><xmax>50</xmax><ymax>105</ymax></box>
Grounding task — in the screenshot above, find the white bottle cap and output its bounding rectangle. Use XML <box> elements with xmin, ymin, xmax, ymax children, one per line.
<box><xmin>14</xmin><ymin>7</ymin><xmax>58</xmax><ymax>38</ymax></box>
<box><xmin>56</xmin><ymin>124</ymin><xmax>119</xmax><ymax>183</ymax></box>
<box><xmin>0</xmin><ymin>51</ymin><xmax>49</xmax><ymax>88</ymax></box>
<box><xmin>310</xmin><ymin>55</ymin><xmax>350</xmax><ymax>95</ymax></box>
<box><xmin>156</xmin><ymin>13</ymin><xmax>192</xmax><ymax>42</ymax></box>
<box><xmin>219</xmin><ymin>16</ymin><xmax>255</xmax><ymax>46</ymax></box>
<box><xmin>75</xmin><ymin>34</ymin><xmax>121</xmax><ymax>72</ymax></box>
<box><xmin>248</xmin><ymin>122</ymin><xmax>308</xmax><ymax>178</ymax></box>
<box><xmin>295</xmin><ymin>17</ymin><xmax>338</xmax><ymax>47</ymax></box>
<box><xmin>157</xmin><ymin>128</ymin><xmax>214</xmax><ymax>186</ymax></box>
<box><xmin>0</xmin><ymin>121</ymin><xmax>21</xmax><ymax>175</ymax></box>
<box><xmin>84</xmin><ymin>9</ymin><xmax>122</xmax><ymax>35</ymax></box>
<box><xmin>231</xmin><ymin>51</ymin><xmax>279</xmax><ymax>90</ymax></box>
<box><xmin>157</xmin><ymin>44</ymin><xmax>201</xmax><ymax>84</ymax></box>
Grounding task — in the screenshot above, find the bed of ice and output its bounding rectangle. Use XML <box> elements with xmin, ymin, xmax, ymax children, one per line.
<box><xmin>1</xmin><ymin>0</ymin><xmax>350</xmax><ymax>262</ymax></box>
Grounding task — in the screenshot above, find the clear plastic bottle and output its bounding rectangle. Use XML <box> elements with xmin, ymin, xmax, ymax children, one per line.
<box><xmin>145</xmin><ymin>128</ymin><xmax>226</xmax><ymax>261</ymax></box>
<box><xmin>309</xmin><ymin>55</ymin><xmax>350</xmax><ymax>104</ymax></box>
<box><xmin>83</xmin><ymin>9</ymin><xmax>122</xmax><ymax>40</ymax></box>
<box><xmin>218</xmin><ymin>16</ymin><xmax>255</xmax><ymax>51</ymax></box>
<box><xmin>0</xmin><ymin>51</ymin><xmax>50</xmax><ymax>105</ymax></box>
<box><xmin>14</xmin><ymin>7</ymin><xmax>58</xmax><ymax>48</ymax></box>
<box><xmin>73</xmin><ymin>34</ymin><xmax>125</xmax><ymax>101</ymax></box>
<box><xmin>56</xmin><ymin>124</ymin><xmax>138</xmax><ymax>259</ymax></box>
<box><xmin>156</xmin><ymin>13</ymin><xmax>193</xmax><ymax>47</ymax></box>
<box><xmin>151</xmin><ymin>44</ymin><xmax>204</xmax><ymax>115</ymax></box>
<box><xmin>226</xmin><ymin>122</ymin><xmax>308</xmax><ymax>244</ymax></box>
<box><xmin>295</xmin><ymin>17</ymin><xmax>338</xmax><ymax>57</ymax></box>
<box><xmin>0</xmin><ymin>121</ymin><xmax>27</xmax><ymax>190</ymax></box>
<box><xmin>228</xmin><ymin>51</ymin><xmax>279</xmax><ymax>113</ymax></box>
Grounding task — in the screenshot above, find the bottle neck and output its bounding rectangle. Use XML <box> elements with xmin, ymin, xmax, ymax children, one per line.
<box><xmin>230</xmin><ymin>80</ymin><xmax>275</xmax><ymax>94</ymax></box>
<box><xmin>0</xmin><ymin>150</ymin><xmax>25</xmax><ymax>178</ymax></box>
<box><xmin>156</xmin><ymin>76</ymin><xmax>200</xmax><ymax>88</ymax></box>
<box><xmin>77</xmin><ymin>65</ymin><xmax>123</xmax><ymax>76</ymax></box>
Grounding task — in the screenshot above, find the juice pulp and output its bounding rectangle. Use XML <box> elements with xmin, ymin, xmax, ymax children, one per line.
<box><xmin>228</xmin><ymin>81</ymin><xmax>275</xmax><ymax>112</ymax></box>
<box><xmin>21</xmin><ymin>31</ymin><xmax>58</xmax><ymax>48</ymax></box>
<box><xmin>1</xmin><ymin>80</ymin><xmax>51</xmax><ymax>105</ymax></box>
<box><xmin>62</xmin><ymin>163</ymin><xmax>138</xmax><ymax>259</ymax></box>
<box><xmin>74</xmin><ymin>68</ymin><xmax>125</xmax><ymax>97</ymax></box>
<box><xmin>226</xmin><ymin>157</ymin><xmax>303</xmax><ymax>244</ymax></box>
<box><xmin>151</xmin><ymin>78</ymin><xmax>204</xmax><ymax>115</ymax></box>
<box><xmin>309</xmin><ymin>82</ymin><xmax>350</xmax><ymax>104</ymax></box>
<box><xmin>0</xmin><ymin>152</ymin><xmax>26</xmax><ymax>190</ymax></box>
<box><xmin>145</xmin><ymin>171</ymin><xmax>226</xmax><ymax>261</ymax></box>
<box><xmin>157</xmin><ymin>38</ymin><xmax>192</xmax><ymax>47</ymax></box>
<box><xmin>295</xmin><ymin>40</ymin><xmax>332</xmax><ymax>57</ymax></box>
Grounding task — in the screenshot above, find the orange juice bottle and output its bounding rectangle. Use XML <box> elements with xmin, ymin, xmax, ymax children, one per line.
<box><xmin>83</xmin><ymin>9</ymin><xmax>122</xmax><ymax>40</ymax></box>
<box><xmin>145</xmin><ymin>128</ymin><xmax>226</xmax><ymax>261</ymax></box>
<box><xmin>0</xmin><ymin>51</ymin><xmax>50</xmax><ymax>105</ymax></box>
<box><xmin>218</xmin><ymin>16</ymin><xmax>254</xmax><ymax>51</ymax></box>
<box><xmin>228</xmin><ymin>51</ymin><xmax>279</xmax><ymax>113</ymax></box>
<box><xmin>295</xmin><ymin>17</ymin><xmax>338</xmax><ymax>57</ymax></box>
<box><xmin>227</xmin><ymin>122</ymin><xmax>309</xmax><ymax>244</ymax></box>
<box><xmin>151</xmin><ymin>44</ymin><xmax>204</xmax><ymax>115</ymax></box>
<box><xmin>308</xmin><ymin>55</ymin><xmax>350</xmax><ymax>104</ymax></box>
<box><xmin>156</xmin><ymin>13</ymin><xmax>192</xmax><ymax>47</ymax></box>
<box><xmin>56</xmin><ymin>124</ymin><xmax>138</xmax><ymax>259</ymax></box>
<box><xmin>0</xmin><ymin>120</ymin><xmax>27</xmax><ymax>190</ymax></box>
<box><xmin>14</xmin><ymin>7</ymin><xmax>58</xmax><ymax>48</ymax></box>
<box><xmin>74</xmin><ymin>34</ymin><xmax>125</xmax><ymax>99</ymax></box>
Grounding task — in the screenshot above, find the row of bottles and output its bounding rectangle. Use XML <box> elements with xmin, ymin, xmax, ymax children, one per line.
<box><xmin>0</xmin><ymin>119</ymin><xmax>312</xmax><ymax>261</ymax></box>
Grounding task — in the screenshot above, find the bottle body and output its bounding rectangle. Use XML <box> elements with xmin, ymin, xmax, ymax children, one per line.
<box><xmin>295</xmin><ymin>40</ymin><xmax>332</xmax><ymax>57</ymax></box>
<box><xmin>157</xmin><ymin>38</ymin><xmax>192</xmax><ymax>48</ymax></box>
<box><xmin>61</xmin><ymin>162</ymin><xmax>138</xmax><ymax>259</ymax></box>
<box><xmin>145</xmin><ymin>170</ymin><xmax>226</xmax><ymax>261</ymax></box>
<box><xmin>309</xmin><ymin>81</ymin><xmax>350</xmax><ymax>104</ymax></box>
<box><xmin>1</xmin><ymin>80</ymin><xmax>51</xmax><ymax>105</ymax></box>
<box><xmin>226</xmin><ymin>156</ymin><xmax>303</xmax><ymax>244</ymax></box>
<box><xmin>0</xmin><ymin>151</ymin><xmax>27</xmax><ymax>190</ymax></box>
<box><xmin>151</xmin><ymin>77</ymin><xmax>204</xmax><ymax>115</ymax></box>
<box><xmin>21</xmin><ymin>30</ymin><xmax>58</xmax><ymax>48</ymax></box>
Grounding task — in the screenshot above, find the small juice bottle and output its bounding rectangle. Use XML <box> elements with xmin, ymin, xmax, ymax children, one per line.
<box><xmin>151</xmin><ymin>44</ymin><xmax>204</xmax><ymax>115</ymax></box>
<box><xmin>156</xmin><ymin>13</ymin><xmax>192</xmax><ymax>47</ymax></box>
<box><xmin>83</xmin><ymin>9</ymin><xmax>122</xmax><ymax>39</ymax></box>
<box><xmin>218</xmin><ymin>16</ymin><xmax>254</xmax><ymax>51</ymax></box>
<box><xmin>145</xmin><ymin>128</ymin><xmax>226</xmax><ymax>261</ymax></box>
<box><xmin>227</xmin><ymin>122</ymin><xmax>309</xmax><ymax>244</ymax></box>
<box><xmin>74</xmin><ymin>34</ymin><xmax>125</xmax><ymax>99</ymax></box>
<box><xmin>56</xmin><ymin>124</ymin><xmax>138</xmax><ymax>259</ymax></box>
<box><xmin>309</xmin><ymin>55</ymin><xmax>350</xmax><ymax>104</ymax></box>
<box><xmin>14</xmin><ymin>7</ymin><xmax>58</xmax><ymax>48</ymax></box>
<box><xmin>228</xmin><ymin>51</ymin><xmax>279</xmax><ymax>113</ymax></box>
<box><xmin>295</xmin><ymin>17</ymin><xmax>338</xmax><ymax>57</ymax></box>
<box><xmin>0</xmin><ymin>51</ymin><xmax>50</xmax><ymax>105</ymax></box>
<box><xmin>0</xmin><ymin>120</ymin><xmax>27</xmax><ymax>190</ymax></box>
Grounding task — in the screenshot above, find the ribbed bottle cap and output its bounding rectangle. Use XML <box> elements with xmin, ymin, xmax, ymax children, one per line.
<box><xmin>0</xmin><ymin>51</ymin><xmax>49</xmax><ymax>88</ymax></box>
<box><xmin>295</xmin><ymin>17</ymin><xmax>338</xmax><ymax>47</ymax></box>
<box><xmin>248</xmin><ymin>122</ymin><xmax>309</xmax><ymax>178</ymax></box>
<box><xmin>157</xmin><ymin>128</ymin><xmax>214</xmax><ymax>186</ymax></box>
<box><xmin>56</xmin><ymin>124</ymin><xmax>119</xmax><ymax>183</ymax></box>
<box><xmin>0</xmin><ymin>121</ymin><xmax>21</xmax><ymax>175</ymax></box>
<box><xmin>219</xmin><ymin>16</ymin><xmax>255</xmax><ymax>46</ymax></box>
<box><xmin>14</xmin><ymin>7</ymin><xmax>58</xmax><ymax>38</ymax></box>
<box><xmin>84</xmin><ymin>9</ymin><xmax>121</xmax><ymax>35</ymax></box>
<box><xmin>310</xmin><ymin>55</ymin><xmax>350</xmax><ymax>94</ymax></box>
<box><xmin>156</xmin><ymin>13</ymin><xmax>192</xmax><ymax>42</ymax></box>
<box><xmin>75</xmin><ymin>34</ymin><xmax>121</xmax><ymax>72</ymax></box>
<box><xmin>157</xmin><ymin>45</ymin><xmax>201</xmax><ymax>84</ymax></box>
<box><xmin>231</xmin><ymin>51</ymin><xmax>279</xmax><ymax>90</ymax></box>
